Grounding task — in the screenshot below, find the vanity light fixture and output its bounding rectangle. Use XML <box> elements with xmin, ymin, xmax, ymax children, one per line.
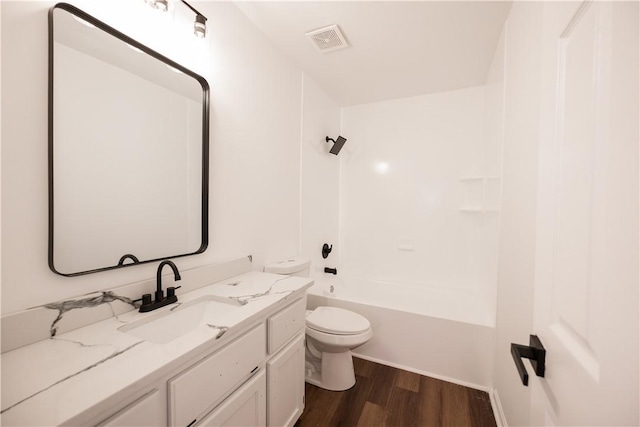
<box><xmin>145</xmin><ymin>0</ymin><xmax>169</xmax><ymax>12</ymax></box>
<box><xmin>180</xmin><ymin>0</ymin><xmax>208</xmax><ymax>38</ymax></box>
<box><xmin>144</xmin><ymin>0</ymin><xmax>208</xmax><ymax>38</ymax></box>
<box><xmin>193</xmin><ymin>14</ymin><xmax>207</xmax><ymax>38</ymax></box>
<box><xmin>144</xmin><ymin>0</ymin><xmax>207</xmax><ymax>39</ymax></box>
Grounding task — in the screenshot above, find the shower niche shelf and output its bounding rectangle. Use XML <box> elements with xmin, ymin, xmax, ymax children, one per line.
<box><xmin>459</xmin><ymin>176</ymin><xmax>501</xmax><ymax>214</ymax></box>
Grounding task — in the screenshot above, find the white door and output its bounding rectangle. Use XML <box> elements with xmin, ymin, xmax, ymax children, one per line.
<box><xmin>530</xmin><ymin>1</ymin><xmax>638</xmax><ymax>425</ymax></box>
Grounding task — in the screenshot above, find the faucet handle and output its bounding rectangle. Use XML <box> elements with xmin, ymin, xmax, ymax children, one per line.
<box><xmin>142</xmin><ymin>294</ymin><xmax>152</xmax><ymax>306</ymax></box>
<box><xmin>167</xmin><ymin>286</ymin><xmax>181</xmax><ymax>298</ymax></box>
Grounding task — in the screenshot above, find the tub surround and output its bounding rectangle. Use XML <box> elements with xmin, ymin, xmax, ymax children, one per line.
<box><xmin>309</xmin><ymin>275</ymin><xmax>494</xmax><ymax>327</ymax></box>
<box><xmin>307</xmin><ymin>276</ymin><xmax>494</xmax><ymax>389</ymax></box>
<box><xmin>1</xmin><ymin>261</ymin><xmax>312</xmax><ymax>426</ymax></box>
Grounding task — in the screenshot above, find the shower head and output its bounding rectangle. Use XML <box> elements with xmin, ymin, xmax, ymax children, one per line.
<box><xmin>326</xmin><ymin>135</ymin><xmax>347</xmax><ymax>155</ymax></box>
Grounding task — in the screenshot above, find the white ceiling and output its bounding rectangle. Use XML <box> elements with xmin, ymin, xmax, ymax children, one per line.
<box><xmin>235</xmin><ymin>1</ymin><xmax>512</xmax><ymax>106</ymax></box>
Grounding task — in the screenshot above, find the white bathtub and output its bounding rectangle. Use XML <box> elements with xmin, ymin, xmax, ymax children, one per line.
<box><xmin>306</xmin><ymin>275</ymin><xmax>496</xmax><ymax>390</ymax></box>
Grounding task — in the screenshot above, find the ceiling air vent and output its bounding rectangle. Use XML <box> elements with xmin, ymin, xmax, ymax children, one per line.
<box><xmin>306</xmin><ymin>25</ymin><xmax>349</xmax><ymax>54</ymax></box>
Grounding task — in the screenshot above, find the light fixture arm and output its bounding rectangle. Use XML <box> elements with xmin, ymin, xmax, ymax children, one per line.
<box><xmin>179</xmin><ymin>0</ymin><xmax>207</xmax><ymax>22</ymax></box>
<box><xmin>145</xmin><ymin>0</ymin><xmax>208</xmax><ymax>37</ymax></box>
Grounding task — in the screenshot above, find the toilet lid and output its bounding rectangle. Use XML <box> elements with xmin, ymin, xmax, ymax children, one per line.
<box><xmin>306</xmin><ymin>307</ymin><xmax>370</xmax><ymax>335</ymax></box>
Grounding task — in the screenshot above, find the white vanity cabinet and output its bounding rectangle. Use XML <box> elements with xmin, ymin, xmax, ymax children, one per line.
<box><xmin>266</xmin><ymin>298</ymin><xmax>306</xmax><ymax>427</ymax></box>
<box><xmin>168</xmin><ymin>324</ymin><xmax>266</xmax><ymax>427</ymax></box>
<box><xmin>193</xmin><ymin>295</ymin><xmax>307</xmax><ymax>427</ymax></box>
<box><xmin>83</xmin><ymin>296</ymin><xmax>308</xmax><ymax>427</ymax></box>
<box><xmin>177</xmin><ymin>297</ymin><xmax>307</xmax><ymax>427</ymax></box>
<box><xmin>0</xmin><ymin>266</ymin><xmax>314</xmax><ymax>427</ymax></box>
<box><xmin>267</xmin><ymin>334</ymin><xmax>305</xmax><ymax>427</ymax></box>
<box><xmin>196</xmin><ymin>370</ymin><xmax>266</xmax><ymax>426</ymax></box>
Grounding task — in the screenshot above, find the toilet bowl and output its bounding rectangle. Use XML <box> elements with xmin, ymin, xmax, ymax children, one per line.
<box><xmin>304</xmin><ymin>306</ymin><xmax>372</xmax><ymax>391</ymax></box>
<box><xmin>263</xmin><ymin>258</ymin><xmax>373</xmax><ymax>391</ymax></box>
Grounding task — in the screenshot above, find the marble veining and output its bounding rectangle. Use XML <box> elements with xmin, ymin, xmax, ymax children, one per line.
<box><xmin>0</xmin><ymin>341</ymin><xmax>143</xmax><ymax>415</ymax></box>
<box><xmin>51</xmin><ymin>336</ymin><xmax>119</xmax><ymax>350</ymax></box>
<box><xmin>227</xmin><ymin>276</ymin><xmax>293</xmax><ymax>306</ymax></box>
<box><xmin>44</xmin><ymin>291</ymin><xmax>138</xmax><ymax>337</ymax></box>
<box><xmin>1</xmin><ymin>270</ymin><xmax>313</xmax><ymax>426</ymax></box>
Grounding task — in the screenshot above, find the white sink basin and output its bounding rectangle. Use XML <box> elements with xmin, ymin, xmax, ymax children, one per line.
<box><xmin>119</xmin><ymin>295</ymin><xmax>241</xmax><ymax>344</ymax></box>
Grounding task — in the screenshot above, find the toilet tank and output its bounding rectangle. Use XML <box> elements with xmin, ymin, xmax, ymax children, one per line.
<box><xmin>264</xmin><ymin>257</ymin><xmax>311</xmax><ymax>277</ymax></box>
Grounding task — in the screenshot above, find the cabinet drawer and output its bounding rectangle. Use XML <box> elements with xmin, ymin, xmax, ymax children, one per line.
<box><xmin>169</xmin><ymin>324</ymin><xmax>266</xmax><ymax>427</ymax></box>
<box><xmin>97</xmin><ymin>389</ymin><xmax>162</xmax><ymax>427</ymax></box>
<box><xmin>267</xmin><ymin>298</ymin><xmax>305</xmax><ymax>354</ymax></box>
<box><xmin>197</xmin><ymin>370</ymin><xmax>266</xmax><ymax>426</ymax></box>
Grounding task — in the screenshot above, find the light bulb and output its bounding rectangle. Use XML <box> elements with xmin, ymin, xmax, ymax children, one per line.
<box><xmin>145</xmin><ymin>0</ymin><xmax>168</xmax><ymax>12</ymax></box>
<box><xmin>194</xmin><ymin>14</ymin><xmax>207</xmax><ymax>38</ymax></box>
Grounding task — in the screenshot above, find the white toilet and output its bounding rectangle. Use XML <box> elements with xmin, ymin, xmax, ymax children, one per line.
<box><xmin>264</xmin><ymin>258</ymin><xmax>372</xmax><ymax>391</ymax></box>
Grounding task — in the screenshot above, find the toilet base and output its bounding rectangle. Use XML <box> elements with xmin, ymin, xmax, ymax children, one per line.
<box><xmin>305</xmin><ymin>350</ymin><xmax>356</xmax><ymax>391</ymax></box>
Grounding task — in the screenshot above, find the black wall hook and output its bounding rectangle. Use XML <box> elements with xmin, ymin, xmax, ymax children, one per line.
<box><xmin>322</xmin><ymin>243</ymin><xmax>333</xmax><ymax>259</ymax></box>
<box><xmin>511</xmin><ymin>335</ymin><xmax>546</xmax><ymax>386</ymax></box>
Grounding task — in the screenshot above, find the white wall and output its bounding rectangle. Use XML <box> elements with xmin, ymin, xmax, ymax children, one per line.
<box><xmin>300</xmin><ymin>75</ymin><xmax>341</xmax><ymax>276</ymax></box>
<box><xmin>0</xmin><ymin>1</ymin><xmax>311</xmax><ymax>314</ymax></box>
<box><xmin>479</xmin><ymin>29</ymin><xmax>506</xmax><ymax>323</ymax></box>
<box><xmin>491</xmin><ymin>2</ymin><xmax>544</xmax><ymax>425</ymax></box>
<box><xmin>0</xmin><ymin>3</ymin><xmax>3</xmax><ymax>312</ymax></box>
<box><xmin>202</xmin><ymin>1</ymin><xmax>302</xmax><ymax>268</ymax></box>
<box><xmin>340</xmin><ymin>87</ymin><xmax>501</xmax><ymax>302</ymax></box>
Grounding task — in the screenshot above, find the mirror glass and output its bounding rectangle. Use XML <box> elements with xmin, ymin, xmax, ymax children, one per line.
<box><xmin>50</xmin><ymin>4</ymin><xmax>209</xmax><ymax>276</ymax></box>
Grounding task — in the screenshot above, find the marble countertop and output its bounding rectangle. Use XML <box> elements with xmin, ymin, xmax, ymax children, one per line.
<box><xmin>1</xmin><ymin>271</ymin><xmax>312</xmax><ymax>426</ymax></box>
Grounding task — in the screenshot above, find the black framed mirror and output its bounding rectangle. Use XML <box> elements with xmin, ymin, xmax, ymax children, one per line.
<box><xmin>49</xmin><ymin>3</ymin><xmax>209</xmax><ymax>276</ymax></box>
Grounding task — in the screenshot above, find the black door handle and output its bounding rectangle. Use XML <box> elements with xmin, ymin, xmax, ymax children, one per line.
<box><xmin>511</xmin><ymin>335</ymin><xmax>546</xmax><ymax>386</ymax></box>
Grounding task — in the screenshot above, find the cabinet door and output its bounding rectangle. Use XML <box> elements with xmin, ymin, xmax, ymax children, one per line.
<box><xmin>197</xmin><ymin>370</ymin><xmax>266</xmax><ymax>427</ymax></box>
<box><xmin>267</xmin><ymin>334</ymin><xmax>305</xmax><ymax>427</ymax></box>
<box><xmin>168</xmin><ymin>324</ymin><xmax>266</xmax><ymax>426</ymax></box>
<box><xmin>97</xmin><ymin>389</ymin><xmax>163</xmax><ymax>427</ymax></box>
<box><xmin>267</xmin><ymin>298</ymin><xmax>305</xmax><ymax>354</ymax></box>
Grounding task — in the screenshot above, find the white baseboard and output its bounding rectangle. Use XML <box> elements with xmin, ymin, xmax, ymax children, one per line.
<box><xmin>490</xmin><ymin>388</ymin><xmax>508</xmax><ymax>427</ymax></box>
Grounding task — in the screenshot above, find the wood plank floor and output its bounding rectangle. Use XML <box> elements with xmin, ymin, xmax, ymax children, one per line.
<box><xmin>294</xmin><ymin>357</ymin><xmax>497</xmax><ymax>427</ymax></box>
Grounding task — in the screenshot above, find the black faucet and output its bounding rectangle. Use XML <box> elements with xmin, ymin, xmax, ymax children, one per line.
<box><xmin>139</xmin><ymin>260</ymin><xmax>182</xmax><ymax>312</ymax></box>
